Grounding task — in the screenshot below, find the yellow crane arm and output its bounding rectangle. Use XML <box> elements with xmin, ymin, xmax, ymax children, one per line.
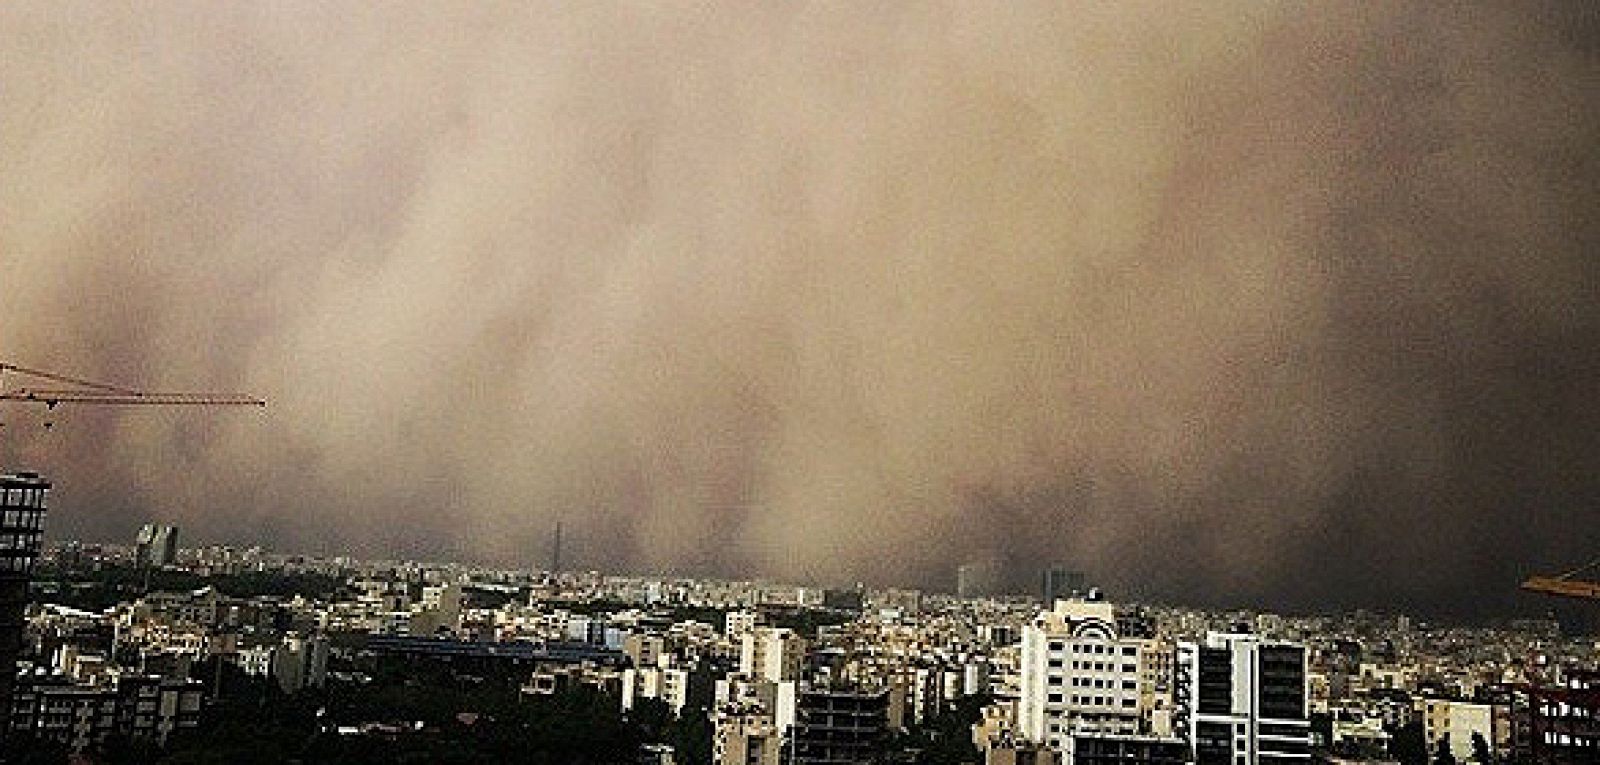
<box><xmin>1521</xmin><ymin>575</ymin><xmax>1600</xmax><ymax>601</ymax></box>
<box><xmin>1522</xmin><ymin>557</ymin><xmax>1600</xmax><ymax>601</ymax></box>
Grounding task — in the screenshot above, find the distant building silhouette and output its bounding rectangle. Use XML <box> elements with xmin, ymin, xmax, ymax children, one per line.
<box><xmin>822</xmin><ymin>587</ymin><xmax>865</xmax><ymax>612</ymax></box>
<box><xmin>1041</xmin><ymin>565</ymin><xmax>1087</xmax><ymax>605</ymax></box>
<box><xmin>957</xmin><ymin>557</ymin><xmax>1002</xmax><ymax>598</ymax></box>
<box><xmin>136</xmin><ymin>523</ymin><xmax>179</xmax><ymax>567</ymax></box>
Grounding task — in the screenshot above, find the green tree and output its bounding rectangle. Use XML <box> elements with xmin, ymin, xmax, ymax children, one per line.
<box><xmin>886</xmin><ymin>693</ymin><xmax>989</xmax><ymax>764</ymax></box>
<box><xmin>1387</xmin><ymin>721</ymin><xmax>1427</xmax><ymax>765</ymax></box>
<box><xmin>666</xmin><ymin>710</ymin><xmax>713</xmax><ymax>764</ymax></box>
<box><xmin>1470</xmin><ymin>731</ymin><xmax>1493</xmax><ymax>763</ymax></box>
<box><xmin>0</xmin><ymin>736</ymin><xmax>70</xmax><ymax>764</ymax></box>
<box><xmin>1434</xmin><ymin>733</ymin><xmax>1458</xmax><ymax>765</ymax></box>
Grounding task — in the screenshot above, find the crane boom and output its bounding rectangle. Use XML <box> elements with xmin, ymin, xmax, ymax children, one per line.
<box><xmin>0</xmin><ymin>392</ymin><xmax>265</xmax><ymax>406</ymax></box>
<box><xmin>1521</xmin><ymin>576</ymin><xmax>1600</xmax><ymax>601</ymax></box>
<box><xmin>1521</xmin><ymin>557</ymin><xmax>1600</xmax><ymax>602</ymax></box>
<box><xmin>0</xmin><ymin>362</ymin><xmax>264</xmax><ymax>410</ymax></box>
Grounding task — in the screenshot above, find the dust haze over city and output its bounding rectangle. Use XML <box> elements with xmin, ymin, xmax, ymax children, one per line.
<box><xmin>2</xmin><ymin>2</ymin><xmax>1597</xmax><ymax>622</ymax></box>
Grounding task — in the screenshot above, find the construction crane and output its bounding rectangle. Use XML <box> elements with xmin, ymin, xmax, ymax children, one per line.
<box><xmin>1521</xmin><ymin>558</ymin><xmax>1600</xmax><ymax>602</ymax></box>
<box><xmin>0</xmin><ymin>361</ymin><xmax>264</xmax><ymax>411</ymax></box>
<box><xmin>0</xmin><ymin>361</ymin><xmax>263</xmax><ymax>620</ymax></box>
<box><xmin>0</xmin><ymin>360</ymin><xmax>263</xmax><ymax>442</ymax></box>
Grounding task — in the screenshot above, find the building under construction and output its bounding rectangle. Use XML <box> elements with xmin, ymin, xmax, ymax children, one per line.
<box><xmin>789</xmin><ymin>685</ymin><xmax>890</xmax><ymax>764</ymax></box>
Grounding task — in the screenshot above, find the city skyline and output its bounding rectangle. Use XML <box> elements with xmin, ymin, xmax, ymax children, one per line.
<box><xmin>3</xmin><ymin>2</ymin><xmax>1599</xmax><ymax>623</ymax></box>
<box><xmin>30</xmin><ymin>531</ymin><xmax>1599</xmax><ymax>636</ymax></box>
<box><xmin>17</xmin><ymin>528</ymin><xmax>1597</xmax><ymax>762</ymax></box>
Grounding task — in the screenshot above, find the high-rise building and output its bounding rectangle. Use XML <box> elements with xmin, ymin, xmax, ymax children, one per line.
<box><xmin>1041</xmin><ymin>566</ymin><xmax>1087</xmax><ymax>606</ymax></box>
<box><xmin>741</xmin><ymin>627</ymin><xmax>806</xmax><ymax>684</ymax></box>
<box><xmin>1018</xmin><ymin>594</ymin><xmax>1159</xmax><ymax>751</ymax></box>
<box><xmin>135</xmin><ymin>523</ymin><xmax>179</xmax><ymax>567</ymax></box>
<box><xmin>0</xmin><ymin>471</ymin><xmax>50</xmax><ymax>742</ymax></box>
<box><xmin>1175</xmin><ymin>632</ymin><xmax>1311</xmax><ymax>764</ymax></box>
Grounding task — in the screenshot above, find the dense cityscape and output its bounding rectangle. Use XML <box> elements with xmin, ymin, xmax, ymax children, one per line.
<box><xmin>3</xmin><ymin>471</ymin><xmax>1596</xmax><ymax>763</ymax></box>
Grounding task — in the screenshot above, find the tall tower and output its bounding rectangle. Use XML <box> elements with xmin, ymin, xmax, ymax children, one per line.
<box><xmin>0</xmin><ymin>471</ymin><xmax>49</xmax><ymax>740</ymax></box>
<box><xmin>551</xmin><ymin>521</ymin><xmax>562</xmax><ymax>575</ymax></box>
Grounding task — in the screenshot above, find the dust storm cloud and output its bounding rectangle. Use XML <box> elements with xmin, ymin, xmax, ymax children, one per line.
<box><xmin>2</xmin><ymin>2</ymin><xmax>1597</xmax><ymax>616</ymax></box>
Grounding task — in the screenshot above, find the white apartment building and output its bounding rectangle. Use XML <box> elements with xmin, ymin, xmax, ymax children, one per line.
<box><xmin>622</xmin><ymin>665</ymin><xmax>690</xmax><ymax>715</ymax></box>
<box><xmin>1019</xmin><ymin>595</ymin><xmax>1157</xmax><ymax>750</ymax></box>
<box><xmin>741</xmin><ymin>627</ymin><xmax>806</xmax><ymax>683</ymax></box>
